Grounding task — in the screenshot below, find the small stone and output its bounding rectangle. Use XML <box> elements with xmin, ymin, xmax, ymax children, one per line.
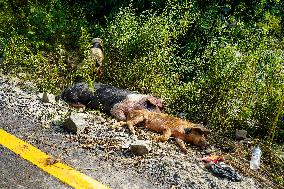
<box><xmin>42</xmin><ymin>92</ymin><xmax>56</xmax><ymax>104</ymax></box>
<box><xmin>177</xmin><ymin>112</ymin><xmax>188</xmax><ymax>119</ymax></box>
<box><xmin>121</xmin><ymin>140</ymin><xmax>131</xmax><ymax>149</ymax></box>
<box><xmin>130</xmin><ymin>140</ymin><xmax>151</xmax><ymax>156</ymax></box>
<box><xmin>37</xmin><ymin>93</ymin><xmax>43</xmax><ymax>99</ymax></box>
<box><xmin>235</xmin><ymin>129</ymin><xmax>247</xmax><ymax>140</ymax></box>
<box><xmin>63</xmin><ymin>112</ymin><xmax>86</xmax><ymax>134</ymax></box>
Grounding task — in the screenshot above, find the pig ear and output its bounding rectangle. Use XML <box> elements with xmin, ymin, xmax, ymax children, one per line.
<box><xmin>192</xmin><ymin>127</ymin><xmax>203</xmax><ymax>135</ymax></box>
<box><xmin>147</xmin><ymin>97</ymin><xmax>163</xmax><ymax>108</ymax></box>
<box><xmin>192</xmin><ymin>127</ymin><xmax>210</xmax><ymax>135</ymax></box>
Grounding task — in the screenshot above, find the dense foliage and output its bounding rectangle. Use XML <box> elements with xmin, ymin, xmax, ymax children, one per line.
<box><xmin>0</xmin><ymin>0</ymin><xmax>284</xmax><ymax>183</ymax></box>
<box><xmin>0</xmin><ymin>0</ymin><xmax>283</xmax><ymax>183</ymax></box>
<box><xmin>2</xmin><ymin>0</ymin><xmax>283</xmax><ymax>140</ymax></box>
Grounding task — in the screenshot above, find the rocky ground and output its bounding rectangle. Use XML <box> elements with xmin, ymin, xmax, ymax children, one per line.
<box><xmin>0</xmin><ymin>74</ymin><xmax>271</xmax><ymax>189</ymax></box>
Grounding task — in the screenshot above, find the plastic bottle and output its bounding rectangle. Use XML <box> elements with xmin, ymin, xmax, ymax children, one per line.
<box><xmin>250</xmin><ymin>145</ymin><xmax>261</xmax><ymax>170</ymax></box>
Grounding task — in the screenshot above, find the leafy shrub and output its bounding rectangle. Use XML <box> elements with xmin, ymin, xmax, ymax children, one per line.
<box><xmin>0</xmin><ymin>0</ymin><xmax>283</xmax><ymax>141</ymax></box>
<box><xmin>0</xmin><ymin>0</ymin><xmax>283</xmax><ymax>185</ymax></box>
<box><xmin>0</xmin><ymin>0</ymin><xmax>96</xmax><ymax>92</ymax></box>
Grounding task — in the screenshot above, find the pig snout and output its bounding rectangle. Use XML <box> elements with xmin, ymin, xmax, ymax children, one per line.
<box><xmin>196</xmin><ymin>137</ymin><xmax>208</xmax><ymax>148</ymax></box>
<box><xmin>185</xmin><ymin>134</ymin><xmax>208</xmax><ymax>148</ymax></box>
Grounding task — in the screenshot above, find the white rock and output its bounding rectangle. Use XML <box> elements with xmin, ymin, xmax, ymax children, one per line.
<box><xmin>37</xmin><ymin>93</ymin><xmax>43</xmax><ymax>99</ymax></box>
<box><xmin>63</xmin><ymin>112</ymin><xmax>86</xmax><ymax>134</ymax></box>
<box><xmin>121</xmin><ymin>140</ymin><xmax>131</xmax><ymax>149</ymax></box>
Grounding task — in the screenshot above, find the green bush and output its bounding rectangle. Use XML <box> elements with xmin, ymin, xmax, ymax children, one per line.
<box><xmin>100</xmin><ymin>0</ymin><xmax>284</xmax><ymax>142</ymax></box>
<box><xmin>0</xmin><ymin>0</ymin><xmax>283</xmax><ymax>184</ymax></box>
<box><xmin>0</xmin><ymin>0</ymin><xmax>283</xmax><ymax>140</ymax></box>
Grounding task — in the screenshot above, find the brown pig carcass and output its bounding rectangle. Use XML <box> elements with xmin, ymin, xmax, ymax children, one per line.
<box><xmin>126</xmin><ymin>109</ymin><xmax>209</xmax><ymax>153</ymax></box>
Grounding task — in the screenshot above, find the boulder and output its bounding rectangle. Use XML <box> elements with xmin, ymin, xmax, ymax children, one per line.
<box><xmin>63</xmin><ymin>112</ymin><xmax>86</xmax><ymax>134</ymax></box>
<box><xmin>130</xmin><ymin>140</ymin><xmax>151</xmax><ymax>156</ymax></box>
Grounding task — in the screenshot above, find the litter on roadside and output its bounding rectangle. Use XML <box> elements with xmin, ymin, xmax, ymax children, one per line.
<box><xmin>201</xmin><ymin>155</ymin><xmax>242</xmax><ymax>182</ymax></box>
<box><xmin>250</xmin><ymin>145</ymin><xmax>262</xmax><ymax>170</ymax></box>
<box><xmin>201</xmin><ymin>155</ymin><xmax>225</xmax><ymax>164</ymax></box>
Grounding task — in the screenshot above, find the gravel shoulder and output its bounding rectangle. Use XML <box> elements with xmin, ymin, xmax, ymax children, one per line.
<box><xmin>0</xmin><ymin>75</ymin><xmax>264</xmax><ymax>189</ymax></box>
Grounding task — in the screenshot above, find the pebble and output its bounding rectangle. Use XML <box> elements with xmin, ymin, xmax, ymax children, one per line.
<box><xmin>63</xmin><ymin>112</ymin><xmax>87</xmax><ymax>134</ymax></box>
<box><xmin>121</xmin><ymin>140</ymin><xmax>131</xmax><ymax>149</ymax></box>
<box><xmin>130</xmin><ymin>140</ymin><xmax>151</xmax><ymax>156</ymax></box>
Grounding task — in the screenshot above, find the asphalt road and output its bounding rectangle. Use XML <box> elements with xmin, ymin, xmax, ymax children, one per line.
<box><xmin>0</xmin><ymin>108</ymin><xmax>70</xmax><ymax>189</ymax></box>
<box><xmin>0</xmin><ymin>146</ymin><xmax>70</xmax><ymax>189</ymax></box>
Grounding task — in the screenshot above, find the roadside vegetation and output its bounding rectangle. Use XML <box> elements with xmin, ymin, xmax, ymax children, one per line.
<box><xmin>0</xmin><ymin>0</ymin><xmax>283</xmax><ymax>186</ymax></box>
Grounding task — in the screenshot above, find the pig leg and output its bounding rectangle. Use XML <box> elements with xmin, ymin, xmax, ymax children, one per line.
<box><xmin>156</xmin><ymin>128</ymin><xmax>171</xmax><ymax>142</ymax></box>
<box><xmin>175</xmin><ymin>138</ymin><xmax>188</xmax><ymax>154</ymax></box>
<box><xmin>126</xmin><ymin>114</ymin><xmax>145</xmax><ymax>134</ymax></box>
